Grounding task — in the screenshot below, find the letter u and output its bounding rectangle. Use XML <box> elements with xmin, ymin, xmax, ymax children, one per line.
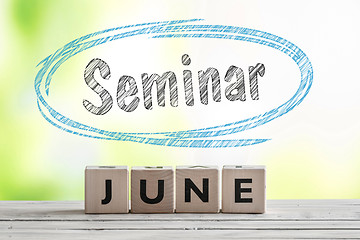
<box><xmin>140</xmin><ymin>179</ymin><xmax>164</xmax><ymax>204</ymax></box>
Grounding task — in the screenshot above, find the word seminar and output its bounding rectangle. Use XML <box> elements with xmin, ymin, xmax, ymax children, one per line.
<box><xmin>83</xmin><ymin>54</ymin><xmax>265</xmax><ymax>115</ymax></box>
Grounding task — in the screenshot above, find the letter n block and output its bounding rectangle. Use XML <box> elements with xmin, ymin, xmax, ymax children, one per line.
<box><xmin>176</xmin><ymin>166</ymin><xmax>219</xmax><ymax>213</ymax></box>
<box><xmin>85</xmin><ymin>166</ymin><xmax>129</xmax><ymax>214</ymax></box>
<box><xmin>222</xmin><ymin>165</ymin><xmax>266</xmax><ymax>213</ymax></box>
<box><xmin>131</xmin><ymin>166</ymin><xmax>174</xmax><ymax>213</ymax></box>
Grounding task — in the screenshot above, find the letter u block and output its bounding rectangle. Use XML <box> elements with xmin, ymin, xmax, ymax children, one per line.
<box><xmin>85</xmin><ymin>166</ymin><xmax>129</xmax><ymax>214</ymax></box>
<box><xmin>222</xmin><ymin>165</ymin><xmax>266</xmax><ymax>213</ymax></box>
<box><xmin>176</xmin><ymin>166</ymin><xmax>219</xmax><ymax>213</ymax></box>
<box><xmin>131</xmin><ymin>166</ymin><xmax>174</xmax><ymax>213</ymax></box>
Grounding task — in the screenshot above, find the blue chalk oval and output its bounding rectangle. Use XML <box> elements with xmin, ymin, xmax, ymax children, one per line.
<box><xmin>34</xmin><ymin>19</ymin><xmax>313</xmax><ymax>148</ymax></box>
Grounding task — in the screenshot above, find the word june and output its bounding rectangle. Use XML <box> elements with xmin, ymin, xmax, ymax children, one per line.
<box><xmin>83</xmin><ymin>54</ymin><xmax>265</xmax><ymax>115</ymax></box>
<box><xmin>85</xmin><ymin>165</ymin><xmax>266</xmax><ymax>214</ymax></box>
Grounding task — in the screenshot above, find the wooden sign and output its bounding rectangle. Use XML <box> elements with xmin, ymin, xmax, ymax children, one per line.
<box><xmin>85</xmin><ymin>166</ymin><xmax>128</xmax><ymax>213</ymax></box>
<box><xmin>176</xmin><ymin>166</ymin><xmax>219</xmax><ymax>213</ymax></box>
<box><xmin>84</xmin><ymin>165</ymin><xmax>266</xmax><ymax>214</ymax></box>
<box><xmin>222</xmin><ymin>165</ymin><xmax>266</xmax><ymax>213</ymax></box>
<box><xmin>131</xmin><ymin>166</ymin><xmax>174</xmax><ymax>213</ymax></box>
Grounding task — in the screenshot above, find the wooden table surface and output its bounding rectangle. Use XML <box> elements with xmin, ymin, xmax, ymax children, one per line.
<box><xmin>1</xmin><ymin>200</ymin><xmax>359</xmax><ymax>239</ymax></box>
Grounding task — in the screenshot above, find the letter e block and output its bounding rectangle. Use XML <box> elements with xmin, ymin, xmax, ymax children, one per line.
<box><xmin>176</xmin><ymin>166</ymin><xmax>219</xmax><ymax>213</ymax></box>
<box><xmin>131</xmin><ymin>166</ymin><xmax>174</xmax><ymax>213</ymax></box>
<box><xmin>222</xmin><ymin>165</ymin><xmax>266</xmax><ymax>213</ymax></box>
<box><xmin>85</xmin><ymin>166</ymin><xmax>129</xmax><ymax>214</ymax></box>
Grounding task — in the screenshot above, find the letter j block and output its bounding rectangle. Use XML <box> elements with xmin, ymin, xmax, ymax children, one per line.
<box><xmin>131</xmin><ymin>166</ymin><xmax>174</xmax><ymax>213</ymax></box>
<box><xmin>222</xmin><ymin>165</ymin><xmax>266</xmax><ymax>213</ymax></box>
<box><xmin>85</xmin><ymin>166</ymin><xmax>129</xmax><ymax>214</ymax></box>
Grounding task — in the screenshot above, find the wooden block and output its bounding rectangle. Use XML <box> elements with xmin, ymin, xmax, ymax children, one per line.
<box><xmin>85</xmin><ymin>166</ymin><xmax>129</xmax><ymax>214</ymax></box>
<box><xmin>222</xmin><ymin>165</ymin><xmax>266</xmax><ymax>213</ymax></box>
<box><xmin>176</xmin><ymin>166</ymin><xmax>219</xmax><ymax>213</ymax></box>
<box><xmin>131</xmin><ymin>166</ymin><xmax>174</xmax><ymax>213</ymax></box>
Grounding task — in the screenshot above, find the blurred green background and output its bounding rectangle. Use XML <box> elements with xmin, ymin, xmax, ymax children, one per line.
<box><xmin>1</xmin><ymin>0</ymin><xmax>360</xmax><ymax>200</ymax></box>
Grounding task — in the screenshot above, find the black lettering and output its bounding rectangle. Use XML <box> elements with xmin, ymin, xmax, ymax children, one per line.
<box><xmin>225</xmin><ymin>65</ymin><xmax>245</xmax><ymax>101</ymax></box>
<box><xmin>142</xmin><ymin>71</ymin><xmax>178</xmax><ymax>110</ymax></box>
<box><xmin>235</xmin><ymin>178</ymin><xmax>253</xmax><ymax>203</ymax></box>
<box><xmin>117</xmin><ymin>75</ymin><xmax>139</xmax><ymax>112</ymax></box>
<box><xmin>83</xmin><ymin>58</ymin><xmax>113</xmax><ymax>115</ymax></box>
<box><xmin>101</xmin><ymin>179</ymin><xmax>112</xmax><ymax>205</ymax></box>
<box><xmin>140</xmin><ymin>179</ymin><xmax>164</xmax><ymax>204</ymax></box>
<box><xmin>185</xmin><ymin>178</ymin><xmax>209</xmax><ymax>202</ymax></box>
<box><xmin>198</xmin><ymin>67</ymin><xmax>221</xmax><ymax>105</ymax></box>
<box><xmin>249</xmin><ymin>63</ymin><xmax>265</xmax><ymax>100</ymax></box>
<box><xmin>182</xmin><ymin>54</ymin><xmax>194</xmax><ymax>106</ymax></box>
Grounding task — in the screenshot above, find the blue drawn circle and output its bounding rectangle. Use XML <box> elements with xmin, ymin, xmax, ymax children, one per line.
<box><xmin>34</xmin><ymin>19</ymin><xmax>313</xmax><ymax>148</ymax></box>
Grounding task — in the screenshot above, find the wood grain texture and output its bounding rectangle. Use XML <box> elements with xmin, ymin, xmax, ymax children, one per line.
<box><xmin>85</xmin><ymin>166</ymin><xmax>128</xmax><ymax>214</ymax></box>
<box><xmin>176</xmin><ymin>166</ymin><xmax>219</xmax><ymax>213</ymax></box>
<box><xmin>0</xmin><ymin>200</ymin><xmax>360</xmax><ymax>239</ymax></box>
<box><xmin>131</xmin><ymin>166</ymin><xmax>174</xmax><ymax>213</ymax></box>
<box><xmin>222</xmin><ymin>165</ymin><xmax>266</xmax><ymax>213</ymax></box>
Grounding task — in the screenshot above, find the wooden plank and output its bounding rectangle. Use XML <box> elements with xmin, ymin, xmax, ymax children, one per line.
<box><xmin>0</xmin><ymin>200</ymin><xmax>359</xmax><ymax>239</ymax></box>
<box><xmin>2</xmin><ymin>229</ymin><xmax>360</xmax><ymax>239</ymax></box>
<box><xmin>1</xmin><ymin>220</ymin><xmax>360</xmax><ymax>230</ymax></box>
<box><xmin>0</xmin><ymin>200</ymin><xmax>359</xmax><ymax>221</ymax></box>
